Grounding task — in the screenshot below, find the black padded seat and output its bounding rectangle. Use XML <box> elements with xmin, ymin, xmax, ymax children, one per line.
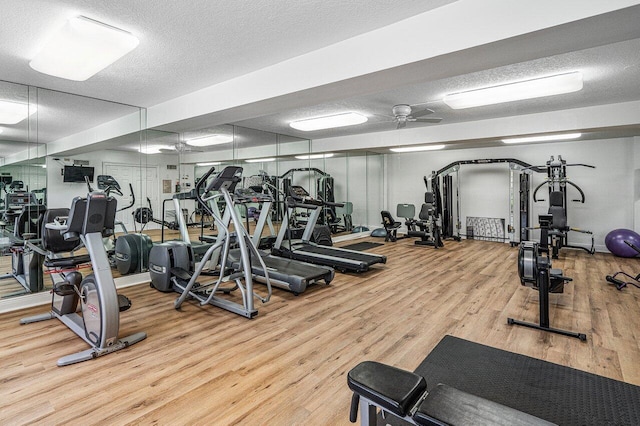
<box><xmin>548</xmin><ymin>191</ymin><xmax>569</xmax><ymax>233</ymax></box>
<box><xmin>414</xmin><ymin>383</ymin><xmax>555</xmax><ymax>426</ymax></box>
<box><xmin>347</xmin><ymin>361</ymin><xmax>426</xmax><ymax>418</ymax></box>
<box><xmin>14</xmin><ymin>204</ymin><xmax>46</xmax><ymax>239</ymax></box>
<box><xmin>381</xmin><ymin>211</ymin><xmax>402</xmax><ymax>242</ymax></box>
<box><xmin>41</xmin><ymin>208</ymin><xmax>79</xmax><ymax>253</ymax></box>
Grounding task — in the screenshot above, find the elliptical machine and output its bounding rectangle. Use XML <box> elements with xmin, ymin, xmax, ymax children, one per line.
<box><xmin>507</xmin><ymin>214</ymin><xmax>586</xmax><ymax>341</ymax></box>
<box><xmin>148</xmin><ymin>166</ymin><xmax>272</xmax><ymax>319</ymax></box>
<box><xmin>21</xmin><ymin>192</ymin><xmax>147</xmax><ymax>366</ymax></box>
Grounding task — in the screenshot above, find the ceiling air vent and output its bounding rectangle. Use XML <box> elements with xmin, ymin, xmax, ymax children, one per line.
<box><xmin>167</xmin><ymin>165</ymin><xmax>177</xmax><ymax>170</ymax></box>
<box><xmin>74</xmin><ymin>160</ymin><xmax>90</xmax><ymax>166</ymax></box>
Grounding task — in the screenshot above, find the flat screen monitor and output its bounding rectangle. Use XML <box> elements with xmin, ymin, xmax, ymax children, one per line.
<box><xmin>63</xmin><ymin>165</ymin><xmax>95</xmax><ymax>183</ymax></box>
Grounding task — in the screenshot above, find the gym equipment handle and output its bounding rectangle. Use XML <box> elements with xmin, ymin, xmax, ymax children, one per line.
<box><xmin>606</xmin><ymin>275</ymin><xmax>626</xmax><ymax>290</ymax></box>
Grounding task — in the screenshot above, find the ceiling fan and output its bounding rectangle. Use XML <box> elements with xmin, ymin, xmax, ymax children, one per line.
<box><xmin>159</xmin><ymin>141</ymin><xmax>203</xmax><ymax>154</ymax></box>
<box><xmin>385</xmin><ymin>104</ymin><xmax>443</xmax><ymax>129</ymax></box>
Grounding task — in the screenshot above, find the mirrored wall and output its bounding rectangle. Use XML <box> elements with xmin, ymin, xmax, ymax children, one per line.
<box><xmin>0</xmin><ymin>81</ymin><xmax>384</xmax><ymax>310</ymax></box>
<box><xmin>0</xmin><ymin>79</ymin><xmax>146</xmax><ymax>303</ymax></box>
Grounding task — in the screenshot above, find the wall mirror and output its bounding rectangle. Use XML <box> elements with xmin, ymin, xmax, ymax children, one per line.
<box><xmin>0</xmin><ymin>81</ymin><xmax>146</xmax><ymax>308</ymax></box>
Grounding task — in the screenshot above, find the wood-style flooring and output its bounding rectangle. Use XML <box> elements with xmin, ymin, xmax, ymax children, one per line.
<box><xmin>1</xmin><ymin>237</ymin><xmax>640</xmax><ymax>425</ymax></box>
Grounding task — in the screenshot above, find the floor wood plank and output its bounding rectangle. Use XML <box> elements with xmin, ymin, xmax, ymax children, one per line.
<box><xmin>1</xmin><ymin>238</ymin><xmax>640</xmax><ymax>424</ymax></box>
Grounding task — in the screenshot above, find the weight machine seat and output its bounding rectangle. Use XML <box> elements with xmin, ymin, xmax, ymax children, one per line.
<box><xmin>41</xmin><ymin>208</ymin><xmax>80</xmax><ymax>253</ymax></box>
<box><xmin>381</xmin><ymin>211</ymin><xmax>401</xmax><ymax>242</ymax></box>
<box><xmin>348</xmin><ymin>361</ymin><xmax>426</xmax><ymax>418</ymax></box>
<box><xmin>14</xmin><ymin>204</ymin><xmax>46</xmax><ymax>239</ymax></box>
<box><xmin>548</xmin><ymin>192</ymin><xmax>569</xmax><ymax>233</ymax></box>
<box><xmin>348</xmin><ymin>361</ymin><xmax>554</xmax><ymax>426</ymax></box>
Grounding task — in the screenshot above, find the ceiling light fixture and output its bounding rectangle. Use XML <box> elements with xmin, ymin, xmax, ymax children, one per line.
<box><xmin>186</xmin><ymin>134</ymin><xmax>233</xmax><ymax>147</ymax></box>
<box><xmin>0</xmin><ymin>128</ymin><xmax>3</xmax><ymax>135</ymax></box>
<box><xmin>246</xmin><ymin>157</ymin><xmax>276</xmax><ymax>163</ymax></box>
<box><xmin>502</xmin><ymin>132</ymin><xmax>582</xmax><ymax>144</ymax></box>
<box><xmin>295</xmin><ymin>153</ymin><xmax>334</xmax><ymax>160</ymax></box>
<box><xmin>289</xmin><ymin>112</ymin><xmax>367</xmax><ymax>131</ymax></box>
<box><xmin>0</xmin><ymin>100</ymin><xmax>37</xmax><ymax>124</ymax></box>
<box><xmin>138</xmin><ymin>145</ymin><xmax>170</xmax><ymax>154</ymax></box>
<box><xmin>29</xmin><ymin>16</ymin><xmax>139</xmax><ymax>81</ymax></box>
<box><xmin>443</xmin><ymin>71</ymin><xmax>583</xmax><ymax>109</ymax></box>
<box><xmin>196</xmin><ymin>161</ymin><xmax>221</xmax><ymax>167</ymax></box>
<box><xmin>390</xmin><ymin>144</ymin><xmax>445</xmax><ymax>153</ymax></box>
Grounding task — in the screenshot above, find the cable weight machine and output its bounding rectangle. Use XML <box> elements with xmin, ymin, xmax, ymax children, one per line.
<box><xmin>427</xmin><ymin>158</ymin><xmax>545</xmax><ymax>245</ymax></box>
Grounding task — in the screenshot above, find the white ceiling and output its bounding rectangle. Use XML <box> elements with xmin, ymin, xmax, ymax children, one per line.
<box><xmin>0</xmin><ymin>0</ymin><xmax>639</xmax><ymax>160</ymax></box>
<box><xmin>0</xmin><ymin>0</ymin><xmax>454</xmax><ymax>107</ymax></box>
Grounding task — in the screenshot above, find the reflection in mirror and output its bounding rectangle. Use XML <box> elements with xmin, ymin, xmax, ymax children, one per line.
<box><xmin>0</xmin><ymin>81</ymin><xmax>41</xmax><ymax>298</ymax></box>
<box><xmin>0</xmin><ymin>82</ymin><xmax>146</xmax><ymax>306</ymax></box>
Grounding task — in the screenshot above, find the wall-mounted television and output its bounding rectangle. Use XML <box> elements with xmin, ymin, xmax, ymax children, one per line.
<box><xmin>63</xmin><ymin>165</ymin><xmax>95</xmax><ymax>183</ymax></box>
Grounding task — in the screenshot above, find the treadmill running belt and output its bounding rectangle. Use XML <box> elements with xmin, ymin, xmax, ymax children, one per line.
<box><xmin>298</xmin><ymin>244</ymin><xmax>383</xmax><ymax>264</ymax></box>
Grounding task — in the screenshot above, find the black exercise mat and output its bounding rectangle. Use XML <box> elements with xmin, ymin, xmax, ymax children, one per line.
<box><xmin>341</xmin><ymin>242</ymin><xmax>383</xmax><ymax>251</ymax></box>
<box><xmin>378</xmin><ymin>335</ymin><xmax>640</xmax><ymax>425</ymax></box>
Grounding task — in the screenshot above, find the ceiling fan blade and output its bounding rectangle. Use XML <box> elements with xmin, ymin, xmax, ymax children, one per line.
<box><xmin>409</xmin><ymin>108</ymin><xmax>434</xmax><ymax>118</ymax></box>
<box><xmin>413</xmin><ymin>117</ymin><xmax>443</xmax><ymax>123</ymax></box>
<box><xmin>397</xmin><ymin>121</ymin><xmax>407</xmax><ymax>129</ymax></box>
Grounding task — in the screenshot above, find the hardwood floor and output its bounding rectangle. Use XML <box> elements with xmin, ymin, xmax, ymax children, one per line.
<box><xmin>1</xmin><ymin>238</ymin><xmax>640</xmax><ymax>425</ymax></box>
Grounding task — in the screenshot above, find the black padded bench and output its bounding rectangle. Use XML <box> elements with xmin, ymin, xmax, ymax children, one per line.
<box><xmin>347</xmin><ymin>361</ymin><xmax>555</xmax><ymax>426</ymax></box>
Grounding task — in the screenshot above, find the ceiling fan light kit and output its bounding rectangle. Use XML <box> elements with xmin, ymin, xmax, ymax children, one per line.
<box><xmin>289</xmin><ymin>112</ymin><xmax>367</xmax><ymax>131</ymax></box>
<box><xmin>29</xmin><ymin>16</ymin><xmax>139</xmax><ymax>81</ymax></box>
<box><xmin>443</xmin><ymin>71</ymin><xmax>583</xmax><ymax>109</ymax></box>
<box><xmin>502</xmin><ymin>132</ymin><xmax>582</xmax><ymax>144</ymax></box>
<box><xmin>388</xmin><ymin>104</ymin><xmax>443</xmax><ymax>129</ymax></box>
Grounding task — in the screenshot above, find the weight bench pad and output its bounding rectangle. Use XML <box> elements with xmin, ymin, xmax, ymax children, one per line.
<box><xmin>347</xmin><ymin>361</ymin><xmax>426</xmax><ymax>417</ymax></box>
<box><xmin>414</xmin><ymin>383</ymin><xmax>555</xmax><ymax>426</ymax></box>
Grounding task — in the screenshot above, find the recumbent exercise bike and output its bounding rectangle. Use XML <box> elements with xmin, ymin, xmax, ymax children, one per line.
<box><xmin>21</xmin><ymin>192</ymin><xmax>146</xmax><ymax>366</ymax></box>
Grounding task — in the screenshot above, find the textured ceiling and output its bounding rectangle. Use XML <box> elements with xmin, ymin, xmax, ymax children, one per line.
<box><xmin>232</xmin><ymin>38</ymin><xmax>640</xmax><ymax>140</ymax></box>
<box><xmin>0</xmin><ymin>0</ymin><xmax>454</xmax><ymax>107</ymax></box>
<box><xmin>0</xmin><ymin>1</ymin><xmax>639</xmax><ymax>161</ymax></box>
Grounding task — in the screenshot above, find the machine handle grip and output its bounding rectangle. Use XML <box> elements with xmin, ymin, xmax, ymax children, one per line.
<box><xmin>606</xmin><ymin>275</ymin><xmax>626</xmax><ymax>290</ymax></box>
<box><xmin>349</xmin><ymin>393</ymin><xmax>360</xmax><ymax>423</ymax></box>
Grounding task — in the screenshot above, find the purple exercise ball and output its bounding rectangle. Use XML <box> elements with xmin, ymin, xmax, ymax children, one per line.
<box><xmin>605</xmin><ymin>228</ymin><xmax>640</xmax><ymax>257</ymax></box>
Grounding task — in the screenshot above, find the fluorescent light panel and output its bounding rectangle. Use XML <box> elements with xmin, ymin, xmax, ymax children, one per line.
<box><xmin>443</xmin><ymin>72</ymin><xmax>583</xmax><ymax>109</ymax></box>
<box><xmin>295</xmin><ymin>153</ymin><xmax>334</xmax><ymax>160</ymax></box>
<box><xmin>390</xmin><ymin>144</ymin><xmax>445</xmax><ymax>153</ymax></box>
<box><xmin>502</xmin><ymin>133</ymin><xmax>582</xmax><ymax>144</ymax></box>
<box><xmin>290</xmin><ymin>112</ymin><xmax>367</xmax><ymax>131</ymax></box>
<box><xmin>196</xmin><ymin>162</ymin><xmax>221</xmax><ymax>166</ymax></box>
<box><xmin>139</xmin><ymin>145</ymin><xmax>170</xmax><ymax>154</ymax></box>
<box><xmin>246</xmin><ymin>157</ymin><xmax>275</xmax><ymax>163</ymax></box>
<box><xmin>186</xmin><ymin>134</ymin><xmax>233</xmax><ymax>147</ymax></box>
<box><xmin>0</xmin><ymin>100</ymin><xmax>37</xmax><ymax>124</ymax></box>
<box><xmin>29</xmin><ymin>16</ymin><xmax>139</xmax><ymax>81</ymax></box>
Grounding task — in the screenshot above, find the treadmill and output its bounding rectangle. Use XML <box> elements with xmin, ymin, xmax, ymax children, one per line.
<box><xmin>271</xmin><ymin>186</ymin><xmax>386</xmax><ymax>273</ymax></box>
<box><xmin>197</xmin><ymin>178</ymin><xmax>335</xmax><ymax>295</ymax></box>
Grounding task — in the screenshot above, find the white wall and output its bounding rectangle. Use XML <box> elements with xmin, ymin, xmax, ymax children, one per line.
<box><xmin>385</xmin><ymin>138</ymin><xmax>635</xmax><ymax>251</ymax></box>
<box><xmin>46</xmin><ymin>150</ymin><xmax>181</xmax><ymax>218</ymax></box>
